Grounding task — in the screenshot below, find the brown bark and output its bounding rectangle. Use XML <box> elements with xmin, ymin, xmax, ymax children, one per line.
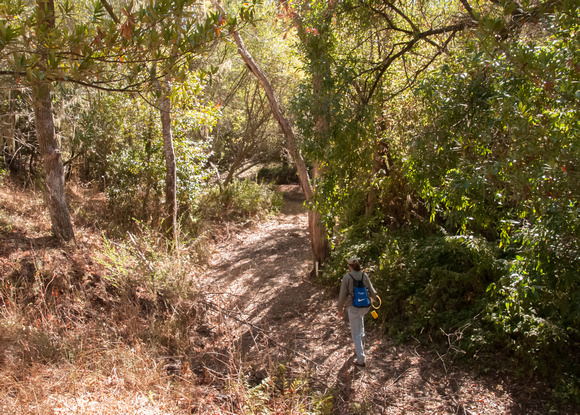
<box><xmin>229</xmin><ymin>30</ymin><xmax>312</xmax><ymax>198</ymax></box>
<box><xmin>223</xmin><ymin>144</ymin><xmax>249</xmax><ymax>188</ymax></box>
<box><xmin>223</xmin><ymin>85</ymin><xmax>271</xmax><ymax>188</ymax></box>
<box><xmin>33</xmin><ymin>83</ymin><xmax>75</xmax><ymax>241</ymax></box>
<box><xmin>366</xmin><ymin>141</ymin><xmax>384</xmax><ymax>216</ymax></box>
<box><xmin>33</xmin><ymin>0</ymin><xmax>75</xmax><ymax>241</ymax></box>
<box><xmin>309</xmin><ymin>62</ymin><xmax>331</xmax><ymax>264</ymax></box>
<box><xmin>290</xmin><ymin>1</ymin><xmax>334</xmax><ymax>266</ymax></box>
<box><xmin>225</xmin><ymin>25</ymin><xmax>332</xmax><ymax>264</ymax></box>
<box><xmin>309</xmin><ymin>163</ymin><xmax>329</xmax><ymax>263</ymax></box>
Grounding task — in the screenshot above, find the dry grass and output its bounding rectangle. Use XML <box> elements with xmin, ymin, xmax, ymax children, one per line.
<box><xmin>0</xmin><ymin>177</ymin><xmax>325</xmax><ymax>415</ymax></box>
<box><xmin>2</xmin><ymin>346</ymin><xmax>182</xmax><ymax>415</ymax></box>
<box><xmin>1</xmin><ymin>179</ymin><xmax>202</xmax><ymax>414</ymax></box>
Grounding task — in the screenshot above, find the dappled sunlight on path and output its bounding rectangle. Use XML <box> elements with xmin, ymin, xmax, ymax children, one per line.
<box><xmin>203</xmin><ymin>184</ymin><xmax>532</xmax><ymax>414</ymax></box>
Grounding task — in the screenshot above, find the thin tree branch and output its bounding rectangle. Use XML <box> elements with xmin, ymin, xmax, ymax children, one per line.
<box><xmin>459</xmin><ymin>0</ymin><xmax>478</xmax><ymax>21</ymax></box>
<box><xmin>382</xmin><ymin>0</ymin><xmax>420</xmax><ymax>34</ymax></box>
<box><xmin>63</xmin><ymin>151</ymin><xmax>83</xmax><ymax>166</ymax></box>
<box><xmin>387</xmin><ymin>32</ymin><xmax>456</xmax><ymax>101</ymax></box>
<box><xmin>363</xmin><ymin>20</ymin><xmax>477</xmax><ymax>103</ymax></box>
<box><xmin>56</xmin><ymin>77</ymin><xmax>147</xmax><ymax>92</ymax></box>
<box><xmin>100</xmin><ymin>0</ymin><xmax>120</xmax><ymax>24</ymax></box>
<box><xmin>369</xmin><ymin>5</ymin><xmax>413</xmax><ymax>35</ymax></box>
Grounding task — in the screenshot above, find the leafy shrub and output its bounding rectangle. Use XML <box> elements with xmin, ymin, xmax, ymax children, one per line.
<box><xmin>106</xmin><ymin>136</ymin><xmax>164</xmax><ymax>224</ymax></box>
<box><xmin>486</xmin><ymin>209</ymin><xmax>580</xmax><ymax>391</ymax></box>
<box><xmin>106</xmin><ymin>131</ymin><xmax>211</xmax><ymax>228</ymax></box>
<box><xmin>401</xmin><ymin>9</ymin><xmax>580</xmax><ymax>397</ymax></box>
<box><xmin>196</xmin><ymin>178</ymin><xmax>283</xmax><ymax>222</ymax></box>
<box><xmin>324</xmin><ymin>221</ymin><xmax>506</xmax><ymax>337</ymax></box>
<box><xmin>324</xmin><ymin>209</ymin><xmax>580</xmax><ymax>399</ymax></box>
<box><xmin>257</xmin><ymin>163</ymin><xmax>299</xmax><ymax>185</ymax></box>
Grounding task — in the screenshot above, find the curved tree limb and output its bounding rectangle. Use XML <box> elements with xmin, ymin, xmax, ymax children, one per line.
<box><xmin>363</xmin><ymin>20</ymin><xmax>478</xmax><ymax>103</ymax></box>
<box><xmin>223</xmin><ymin>22</ymin><xmax>313</xmax><ymax>201</ymax></box>
<box><xmin>100</xmin><ymin>0</ymin><xmax>120</xmax><ymax>24</ymax></box>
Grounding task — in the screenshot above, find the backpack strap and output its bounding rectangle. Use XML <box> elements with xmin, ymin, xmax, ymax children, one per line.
<box><xmin>349</xmin><ymin>272</ymin><xmax>365</xmax><ymax>288</ymax></box>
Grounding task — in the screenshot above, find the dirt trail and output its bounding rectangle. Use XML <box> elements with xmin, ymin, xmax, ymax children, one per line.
<box><xmin>203</xmin><ymin>184</ymin><xmax>539</xmax><ymax>414</ymax></box>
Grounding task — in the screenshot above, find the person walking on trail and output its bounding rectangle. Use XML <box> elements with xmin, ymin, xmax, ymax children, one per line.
<box><xmin>337</xmin><ymin>256</ymin><xmax>378</xmax><ymax>368</ymax></box>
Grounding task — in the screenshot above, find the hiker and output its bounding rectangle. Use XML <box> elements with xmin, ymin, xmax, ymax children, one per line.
<box><xmin>337</xmin><ymin>256</ymin><xmax>377</xmax><ymax>367</ymax></box>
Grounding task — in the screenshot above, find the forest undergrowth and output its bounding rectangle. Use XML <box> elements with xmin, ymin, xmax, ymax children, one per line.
<box><xmin>0</xmin><ymin>178</ymin><xmax>578</xmax><ymax>414</ymax></box>
<box><xmin>0</xmin><ymin>179</ymin><xmax>327</xmax><ymax>414</ymax></box>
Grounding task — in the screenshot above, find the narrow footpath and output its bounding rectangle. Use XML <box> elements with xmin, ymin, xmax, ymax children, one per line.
<box><xmin>201</xmin><ymin>184</ymin><xmax>536</xmax><ymax>414</ymax></box>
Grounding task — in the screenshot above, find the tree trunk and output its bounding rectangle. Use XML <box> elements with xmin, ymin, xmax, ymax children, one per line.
<box><xmin>309</xmin><ymin>163</ymin><xmax>329</xmax><ymax>263</ymax></box>
<box><xmin>34</xmin><ymin>0</ymin><xmax>75</xmax><ymax>241</ymax></box>
<box><xmin>229</xmin><ymin>31</ymin><xmax>311</xmax><ymax>195</ymax></box>
<box><xmin>33</xmin><ymin>83</ymin><xmax>75</xmax><ymax>241</ymax></box>
<box><xmin>310</xmin><ymin>68</ymin><xmax>331</xmax><ymax>265</ymax></box>
<box><xmin>158</xmin><ymin>77</ymin><xmax>178</xmax><ymax>245</ymax></box>
<box><xmin>223</xmin><ymin>143</ymin><xmax>249</xmax><ymax>188</ymax></box>
<box><xmin>227</xmin><ymin>27</ymin><xmax>331</xmax><ymax>265</ymax></box>
<box><xmin>365</xmin><ymin>141</ymin><xmax>383</xmax><ymax>216</ymax></box>
<box><xmin>291</xmin><ymin>3</ymin><xmax>334</xmax><ymax>267</ymax></box>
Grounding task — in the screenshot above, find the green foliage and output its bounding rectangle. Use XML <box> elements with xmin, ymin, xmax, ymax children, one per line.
<box><xmin>304</xmin><ymin>1</ymin><xmax>580</xmax><ymax>398</ymax></box>
<box><xmin>233</xmin><ymin>364</ymin><xmax>333</xmax><ymax>415</ymax></box>
<box><xmin>106</xmin><ymin>126</ymin><xmax>212</xmax><ymax>226</ymax></box>
<box><xmin>206</xmin><ymin>0</ymin><xmax>301</xmax><ymax>185</ymax></box>
<box><xmin>196</xmin><ymin>178</ymin><xmax>283</xmax><ymax>222</ymax></box>
<box><xmin>323</xmin><ymin>221</ymin><xmax>506</xmax><ymax>340</ymax></box>
<box><xmin>76</xmin><ymin>88</ymin><xmax>214</xmax><ymax>228</ymax></box>
<box><xmin>257</xmin><ymin>163</ymin><xmax>299</xmax><ymax>185</ymax></box>
<box><xmin>0</xmin><ymin>0</ymin><xmax>227</xmax><ymax>91</ymax></box>
<box><xmin>402</xmin><ymin>5</ymin><xmax>580</xmax><ymax>392</ymax></box>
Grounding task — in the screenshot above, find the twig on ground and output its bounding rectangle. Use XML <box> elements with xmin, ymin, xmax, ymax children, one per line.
<box><xmin>202</xmin><ymin>364</ymin><xmax>229</xmax><ymax>381</ymax></box>
<box><xmin>382</xmin><ymin>367</ymin><xmax>412</xmax><ymax>391</ymax></box>
<box><xmin>201</xmin><ymin>298</ymin><xmax>320</xmax><ymax>368</ymax></box>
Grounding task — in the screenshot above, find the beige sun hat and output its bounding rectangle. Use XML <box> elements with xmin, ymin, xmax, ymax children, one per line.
<box><xmin>348</xmin><ymin>256</ymin><xmax>359</xmax><ymax>265</ymax></box>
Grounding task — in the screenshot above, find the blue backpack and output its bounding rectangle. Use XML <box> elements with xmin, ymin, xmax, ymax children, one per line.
<box><xmin>350</xmin><ymin>273</ymin><xmax>370</xmax><ymax>308</ymax></box>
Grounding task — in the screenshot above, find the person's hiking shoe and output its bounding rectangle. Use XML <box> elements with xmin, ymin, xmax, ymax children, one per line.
<box><xmin>353</xmin><ymin>360</ymin><xmax>366</xmax><ymax>368</ymax></box>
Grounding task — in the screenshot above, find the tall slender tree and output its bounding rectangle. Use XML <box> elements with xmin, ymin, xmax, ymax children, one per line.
<box><xmin>33</xmin><ymin>0</ymin><xmax>75</xmax><ymax>240</ymax></box>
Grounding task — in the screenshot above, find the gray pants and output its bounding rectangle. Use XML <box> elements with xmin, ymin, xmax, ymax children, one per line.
<box><xmin>348</xmin><ymin>305</ymin><xmax>370</xmax><ymax>364</ymax></box>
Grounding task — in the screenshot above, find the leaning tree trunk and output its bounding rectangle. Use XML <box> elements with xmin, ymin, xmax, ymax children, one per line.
<box><xmin>226</xmin><ymin>26</ymin><xmax>330</xmax><ymax>266</ymax></box>
<box><xmin>34</xmin><ymin>0</ymin><xmax>75</xmax><ymax>241</ymax></box>
<box><xmin>228</xmin><ymin>30</ymin><xmax>312</xmax><ymax>197</ymax></box>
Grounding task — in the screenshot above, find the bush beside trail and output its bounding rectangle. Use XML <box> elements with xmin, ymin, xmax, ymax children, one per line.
<box><xmin>321</xmin><ymin>220</ymin><xmax>580</xmax><ymax>404</ymax></box>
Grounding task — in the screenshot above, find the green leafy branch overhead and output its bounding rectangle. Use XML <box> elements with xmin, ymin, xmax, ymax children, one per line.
<box><xmin>0</xmin><ymin>0</ymin><xmax>250</xmax><ymax>92</ymax></box>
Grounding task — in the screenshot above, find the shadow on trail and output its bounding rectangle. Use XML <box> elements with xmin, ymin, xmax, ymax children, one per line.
<box><xmin>0</xmin><ymin>227</ymin><xmax>61</xmax><ymax>257</ymax></box>
<box><xmin>211</xmin><ymin>226</ymin><xmax>309</xmax><ymax>287</ymax></box>
<box><xmin>202</xmin><ymin>185</ymin><xmax>563</xmax><ymax>414</ymax></box>
<box><xmin>0</xmin><ymin>228</ymin><xmax>63</xmax><ymax>258</ymax></box>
